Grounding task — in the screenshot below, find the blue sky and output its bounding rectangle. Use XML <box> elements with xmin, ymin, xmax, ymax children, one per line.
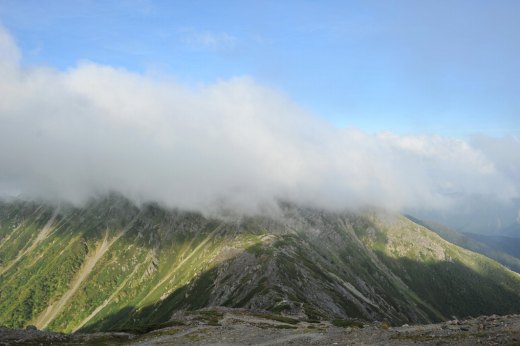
<box><xmin>1</xmin><ymin>0</ymin><xmax>519</xmax><ymax>136</ymax></box>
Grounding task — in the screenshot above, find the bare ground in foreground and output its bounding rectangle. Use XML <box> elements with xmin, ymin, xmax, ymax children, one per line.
<box><xmin>1</xmin><ymin>309</ymin><xmax>520</xmax><ymax>345</ymax></box>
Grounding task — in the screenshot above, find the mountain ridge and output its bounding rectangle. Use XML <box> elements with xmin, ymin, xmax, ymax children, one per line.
<box><xmin>1</xmin><ymin>195</ymin><xmax>520</xmax><ymax>333</ymax></box>
<box><xmin>406</xmin><ymin>215</ymin><xmax>520</xmax><ymax>273</ymax></box>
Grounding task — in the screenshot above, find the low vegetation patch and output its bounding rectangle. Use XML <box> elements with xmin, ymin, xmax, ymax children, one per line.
<box><xmin>273</xmin><ymin>324</ymin><xmax>298</xmax><ymax>329</ymax></box>
<box><xmin>271</xmin><ymin>302</ymin><xmax>292</xmax><ymax>313</ymax></box>
<box><xmin>380</xmin><ymin>321</ymin><xmax>391</xmax><ymax>330</ymax></box>
<box><xmin>303</xmin><ymin>318</ymin><xmax>321</xmax><ymax>324</ymax></box>
<box><xmin>331</xmin><ymin>319</ymin><xmax>364</xmax><ymax>328</ymax></box>
<box><xmin>186</xmin><ymin>309</ymin><xmax>224</xmax><ymax>326</ymax></box>
<box><xmin>303</xmin><ymin>303</ymin><xmax>324</xmax><ymax>320</ymax></box>
<box><xmin>190</xmin><ymin>309</ymin><xmax>224</xmax><ymax>319</ymax></box>
<box><xmin>108</xmin><ymin>319</ymin><xmax>186</xmax><ymax>334</ymax></box>
<box><xmin>253</xmin><ymin>313</ymin><xmax>300</xmax><ymax>325</ymax></box>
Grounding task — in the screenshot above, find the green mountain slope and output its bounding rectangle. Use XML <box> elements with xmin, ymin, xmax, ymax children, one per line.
<box><xmin>1</xmin><ymin>196</ymin><xmax>520</xmax><ymax>333</ymax></box>
<box><xmin>407</xmin><ymin>215</ymin><xmax>520</xmax><ymax>274</ymax></box>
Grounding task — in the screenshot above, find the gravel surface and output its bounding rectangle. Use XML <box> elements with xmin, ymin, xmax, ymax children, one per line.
<box><xmin>1</xmin><ymin>311</ymin><xmax>520</xmax><ymax>345</ymax></box>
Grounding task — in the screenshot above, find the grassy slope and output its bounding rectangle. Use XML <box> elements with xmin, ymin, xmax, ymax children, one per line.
<box><xmin>2</xmin><ymin>197</ymin><xmax>520</xmax><ymax>333</ymax></box>
<box><xmin>366</xmin><ymin>212</ymin><xmax>520</xmax><ymax>318</ymax></box>
<box><xmin>407</xmin><ymin>215</ymin><xmax>520</xmax><ymax>273</ymax></box>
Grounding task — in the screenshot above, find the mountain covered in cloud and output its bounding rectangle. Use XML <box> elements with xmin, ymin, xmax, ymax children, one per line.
<box><xmin>2</xmin><ymin>195</ymin><xmax>520</xmax><ymax>333</ymax></box>
<box><xmin>0</xmin><ymin>26</ymin><xmax>519</xmax><ymax>231</ymax></box>
<box><xmin>2</xmin><ymin>2</ymin><xmax>520</xmax><ymax>344</ymax></box>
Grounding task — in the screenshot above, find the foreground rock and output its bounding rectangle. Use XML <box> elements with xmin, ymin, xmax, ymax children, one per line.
<box><xmin>1</xmin><ymin>309</ymin><xmax>520</xmax><ymax>345</ymax></box>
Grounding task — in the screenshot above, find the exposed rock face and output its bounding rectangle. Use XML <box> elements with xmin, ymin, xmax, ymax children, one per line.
<box><xmin>2</xmin><ymin>195</ymin><xmax>520</xmax><ymax>333</ymax></box>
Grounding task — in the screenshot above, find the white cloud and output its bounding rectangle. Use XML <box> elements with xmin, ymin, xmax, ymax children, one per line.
<box><xmin>0</xmin><ymin>26</ymin><xmax>519</xmax><ymax>220</ymax></box>
<box><xmin>179</xmin><ymin>28</ymin><xmax>237</xmax><ymax>50</ymax></box>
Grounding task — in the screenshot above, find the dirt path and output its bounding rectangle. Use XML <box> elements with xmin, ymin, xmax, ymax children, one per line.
<box><xmin>0</xmin><ymin>209</ymin><xmax>59</xmax><ymax>276</ymax></box>
<box><xmin>0</xmin><ymin>226</ymin><xmax>18</xmax><ymax>250</ymax></box>
<box><xmin>34</xmin><ymin>218</ymin><xmax>138</xmax><ymax>330</ymax></box>
<box><xmin>130</xmin><ymin>326</ymin><xmax>208</xmax><ymax>346</ymax></box>
<box><xmin>72</xmin><ymin>260</ymin><xmax>145</xmax><ymax>332</ymax></box>
<box><xmin>252</xmin><ymin>332</ymin><xmax>324</xmax><ymax>346</ymax></box>
<box><xmin>35</xmin><ymin>232</ymin><xmax>111</xmax><ymax>329</ymax></box>
<box><xmin>137</xmin><ymin>223</ymin><xmax>223</xmax><ymax>306</ymax></box>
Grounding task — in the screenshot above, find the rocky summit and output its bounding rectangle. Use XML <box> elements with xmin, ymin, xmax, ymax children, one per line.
<box><xmin>1</xmin><ymin>195</ymin><xmax>520</xmax><ymax>340</ymax></box>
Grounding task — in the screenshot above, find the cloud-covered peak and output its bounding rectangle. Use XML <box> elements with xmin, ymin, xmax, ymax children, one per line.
<box><xmin>0</xmin><ymin>26</ymin><xmax>519</xmax><ymax>223</ymax></box>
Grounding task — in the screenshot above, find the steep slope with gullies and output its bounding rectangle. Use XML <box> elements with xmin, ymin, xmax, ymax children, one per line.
<box><xmin>1</xmin><ymin>195</ymin><xmax>520</xmax><ymax>333</ymax></box>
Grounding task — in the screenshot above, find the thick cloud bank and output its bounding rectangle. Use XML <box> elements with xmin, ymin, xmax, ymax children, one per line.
<box><xmin>1</xmin><ymin>27</ymin><xmax>519</xmax><ymax>217</ymax></box>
